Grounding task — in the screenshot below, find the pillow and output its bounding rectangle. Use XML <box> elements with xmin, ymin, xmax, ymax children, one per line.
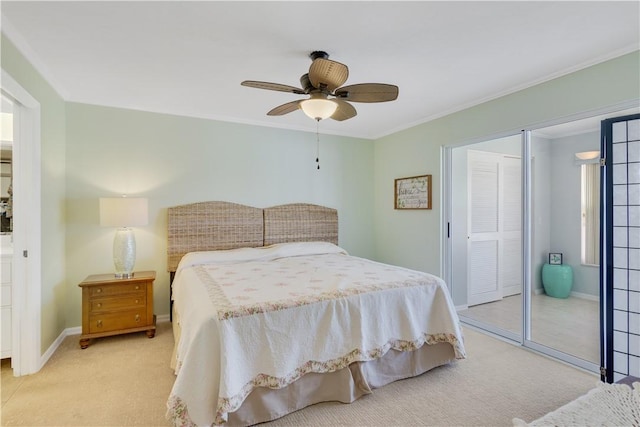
<box><xmin>175</xmin><ymin>241</ymin><xmax>348</xmax><ymax>273</ymax></box>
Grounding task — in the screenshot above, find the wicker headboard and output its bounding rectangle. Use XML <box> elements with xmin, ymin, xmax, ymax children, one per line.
<box><xmin>264</xmin><ymin>203</ymin><xmax>338</xmax><ymax>246</ymax></box>
<box><xmin>167</xmin><ymin>201</ymin><xmax>338</xmax><ymax>272</ymax></box>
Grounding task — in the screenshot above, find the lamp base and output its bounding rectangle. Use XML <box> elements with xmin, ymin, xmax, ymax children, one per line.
<box><xmin>113</xmin><ymin>227</ymin><xmax>136</xmax><ymax>279</ymax></box>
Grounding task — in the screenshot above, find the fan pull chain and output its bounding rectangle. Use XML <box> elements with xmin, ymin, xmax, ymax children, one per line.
<box><xmin>315</xmin><ymin>119</ymin><xmax>320</xmax><ymax>170</ymax></box>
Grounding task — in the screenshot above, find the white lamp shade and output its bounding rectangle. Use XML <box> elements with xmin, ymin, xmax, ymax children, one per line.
<box><xmin>100</xmin><ymin>197</ymin><xmax>148</xmax><ymax>227</ymax></box>
<box><xmin>300</xmin><ymin>99</ymin><xmax>338</xmax><ymax>120</ymax></box>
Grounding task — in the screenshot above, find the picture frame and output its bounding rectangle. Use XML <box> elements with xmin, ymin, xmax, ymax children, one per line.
<box><xmin>549</xmin><ymin>253</ymin><xmax>563</xmax><ymax>265</ymax></box>
<box><xmin>394</xmin><ymin>174</ymin><xmax>432</xmax><ymax>210</ymax></box>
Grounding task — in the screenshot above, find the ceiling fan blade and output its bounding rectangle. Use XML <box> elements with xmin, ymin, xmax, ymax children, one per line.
<box><xmin>330</xmin><ymin>100</ymin><xmax>357</xmax><ymax>121</ymax></box>
<box><xmin>334</xmin><ymin>83</ymin><xmax>399</xmax><ymax>103</ymax></box>
<box><xmin>241</xmin><ymin>80</ymin><xmax>306</xmax><ymax>95</ymax></box>
<box><xmin>267</xmin><ymin>100</ymin><xmax>302</xmax><ymax>116</ymax></box>
<box><xmin>309</xmin><ymin>58</ymin><xmax>349</xmax><ymax>92</ymax></box>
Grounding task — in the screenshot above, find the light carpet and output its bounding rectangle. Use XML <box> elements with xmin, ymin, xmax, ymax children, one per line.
<box><xmin>1</xmin><ymin>321</ymin><xmax>598</xmax><ymax>426</ymax></box>
<box><xmin>513</xmin><ymin>381</ymin><xmax>640</xmax><ymax>426</ymax></box>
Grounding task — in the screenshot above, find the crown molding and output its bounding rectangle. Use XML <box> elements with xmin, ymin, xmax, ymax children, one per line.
<box><xmin>378</xmin><ymin>46</ymin><xmax>640</xmax><ymax>139</ymax></box>
<box><xmin>1</xmin><ymin>14</ymin><xmax>70</xmax><ymax>99</ymax></box>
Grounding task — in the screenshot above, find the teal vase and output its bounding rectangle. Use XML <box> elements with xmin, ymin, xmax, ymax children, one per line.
<box><xmin>542</xmin><ymin>264</ymin><xmax>573</xmax><ymax>298</ymax></box>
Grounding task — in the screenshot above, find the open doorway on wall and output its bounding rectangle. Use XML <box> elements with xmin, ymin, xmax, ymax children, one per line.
<box><xmin>1</xmin><ymin>93</ymin><xmax>14</xmax><ymax>372</ymax></box>
<box><xmin>1</xmin><ymin>70</ymin><xmax>43</xmax><ymax>377</ymax></box>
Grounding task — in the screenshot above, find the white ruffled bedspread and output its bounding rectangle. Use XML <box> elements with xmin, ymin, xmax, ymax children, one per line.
<box><xmin>167</xmin><ymin>242</ymin><xmax>466</xmax><ymax>426</ymax></box>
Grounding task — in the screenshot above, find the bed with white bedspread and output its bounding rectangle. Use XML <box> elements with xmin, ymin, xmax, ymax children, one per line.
<box><xmin>165</xmin><ymin>201</ymin><xmax>465</xmax><ymax>426</ymax></box>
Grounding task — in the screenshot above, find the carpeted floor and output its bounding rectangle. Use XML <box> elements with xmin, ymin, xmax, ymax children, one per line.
<box><xmin>1</xmin><ymin>321</ymin><xmax>598</xmax><ymax>426</ymax></box>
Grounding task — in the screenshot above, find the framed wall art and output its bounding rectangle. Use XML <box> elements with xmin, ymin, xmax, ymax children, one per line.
<box><xmin>394</xmin><ymin>174</ymin><xmax>432</xmax><ymax>210</ymax></box>
<box><xmin>549</xmin><ymin>253</ymin><xmax>563</xmax><ymax>265</ymax></box>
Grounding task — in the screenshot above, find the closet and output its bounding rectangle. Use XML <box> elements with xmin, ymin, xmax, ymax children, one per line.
<box><xmin>467</xmin><ymin>150</ymin><xmax>522</xmax><ymax>306</ymax></box>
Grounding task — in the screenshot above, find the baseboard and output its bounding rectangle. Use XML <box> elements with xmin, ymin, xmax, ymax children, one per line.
<box><xmin>570</xmin><ymin>291</ymin><xmax>599</xmax><ymax>301</ymax></box>
<box><xmin>66</xmin><ymin>326</ymin><xmax>82</xmax><ymax>335</ymax></box>
<box><xmin>40</xmin><ymin>326</ymin><xmax>78</xmax><ymax>370</ymax></box>
<box><xmin>455</xmin><ymin>304</ymin><xmax>469</xmax><ymax>311</ymax></box>
<box><xmin>41</xmin><ymin>314</ymin><xmax>171</xmax><ymax>370</ymax></box>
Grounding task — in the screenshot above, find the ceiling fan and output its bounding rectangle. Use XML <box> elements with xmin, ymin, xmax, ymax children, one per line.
<box><xmin>241</xmin><ymin>51</ymin><xmax>399</xmax><ymax>122</ymax></box>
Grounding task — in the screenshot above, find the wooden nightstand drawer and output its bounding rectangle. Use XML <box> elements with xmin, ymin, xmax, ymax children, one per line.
<box><xmin>88</xmin><ymin>310</ymin><xmax>147</xmax><ymax>334</ymax></box>
<box><xmin>90</xmin><ymin>294</ymin><xmax>146</xmax><ymax>312</ymax></box>
<box><xmin>89</xmin><ymin>282</ymin><xmax>146</xmax><ymax>297</ymax></box>
<box><xmin>79</xmin><ymin>271</ymin><xmax>156</xmax><ymax>348</ymax></box>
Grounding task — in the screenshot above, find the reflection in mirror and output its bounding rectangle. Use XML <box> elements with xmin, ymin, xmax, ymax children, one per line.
<box><xmin>1</xmin><ymin>94</ymin><xmax>13</xmax><ymax>233</ymax></box>
<box><xmin>450</xmin><ymin>106</ymin><xmax>638</xmax><ymax>371</ymax></box>
<box><xmin>452</xmin><ymin>134</ymin><xmax>523</xmax><ymax>340</ymax></box>
<box><xmin>527</xmin><ymin>108</ymin><xmax>638</xmax><ymax>364</ymax></box>
<box><xmin>529</xmin><ymin>123</ymin><xmax>600</xmax><ymax>363</ymax></box>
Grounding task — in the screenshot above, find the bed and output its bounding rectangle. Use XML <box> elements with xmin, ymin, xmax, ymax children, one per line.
<box><xmin>165</xmin><ymin>201</ymin><xmax>466</xmax><ymax>426</ymax></box>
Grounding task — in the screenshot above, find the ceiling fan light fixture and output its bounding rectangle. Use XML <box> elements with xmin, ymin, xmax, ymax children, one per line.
<box><xmin>301</xmin><ymin>98</ymin><xmax>338</xmax><ymax>121</ymax></box>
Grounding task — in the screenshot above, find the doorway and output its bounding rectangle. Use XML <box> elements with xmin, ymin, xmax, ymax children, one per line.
<box><xmin>1</xmin><ymin>93</ymin><xmax>14</xmax><ymax>363</ymax></box>
<box><xmin>1</xmin><ymin>69</ymin><xmax>42</xmax><ymax>376</ymax></box>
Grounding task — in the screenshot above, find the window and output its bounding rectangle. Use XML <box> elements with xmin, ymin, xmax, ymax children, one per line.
<box><xmin>581</xmin><ymin>163</ymin><xmax>600</xmax><ymax>266</ymax></box>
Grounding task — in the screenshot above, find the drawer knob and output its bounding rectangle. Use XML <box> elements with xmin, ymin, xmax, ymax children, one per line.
<box><xmin>96</xmin><ymin>288</ymin><xmax>102</xmax><ymax>293</ymax></box>
<box><xmin>97</xmin><ymin>303</ymin><xmax>102</xmax><ymax>308</ymax></box>
<box><xmin>96</xmin><ymin>320</ymin><xmax>103</xmax><ymax>328</ymax></box>
<box><xmin>135</xmin><ymin>285</ymin><xmax>140</xmax><ymax>290</ymax></box>
<box><xmin>135</xmin><ymin>299</ymin><xmax>139</xmax><ymax>304</ymax></box>
<box><xmin>135</xmin><ymin>314</ymin><xmax>140</xmax><ymax>322</ymax></box>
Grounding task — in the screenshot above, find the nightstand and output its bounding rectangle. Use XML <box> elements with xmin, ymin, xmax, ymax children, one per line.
<box><xmin>78</xmin><ymin>271</ymin><xmax>156</xmax><ymax>349</ymax></box>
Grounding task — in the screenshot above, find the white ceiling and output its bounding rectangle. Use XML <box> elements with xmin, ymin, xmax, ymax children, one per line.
<box><xmin>1</xmin><ymin>1</ymin><xmax>639</xmax><ymax>139</ymax></box>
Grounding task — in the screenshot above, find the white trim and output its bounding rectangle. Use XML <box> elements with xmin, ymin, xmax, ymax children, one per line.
<box><xmin>0</xmin><ymin>16</ymin><xmax>69</xmax><ymax>99</ymax></box>
<box><xmin>524</xmin><ymin>339</ymin><xmax>599</xmax><ymax>374</ymax></box>
<box><xmin>3</xmin><ymin>11</ymin><xmax>636</xmax><ymax>141</ymax></box>
<box><xmin>65</xmin><ymin>326</ymin><xmax>82</xmax><ymax>336</ymax></box>
<box><xmin>40</xmin><ymin>326</ymin><xmax>76</xmax><ymax>369</ymax></box>
<box><xmin>377</xmin><ymin>46</ymin><xmax>640</xmax><ymax>139</ymax></box>
<box><xmin>1</xmin><ymin>69</ymin><xmax>42</xmax><ymax>376</ymax></box>
<box><xmin>42</xmin><ymin>316</ymin><xmax>171</xmax><ymax>368</ymax></box>
<box><xmin>455</xmin><ymin>305</ymin><xmax>469</xmax><ymax>312</ymax></box>
<box><xmin>525</xmin><ymin>100</ymin><xmax>640</xmax><ymax>135</ymax></box>
<box><xmin>439</xmin><ymin>146</ymin><xmax>449</xmax><ymax>282</ymax></box>
<box><xmin>570</xmin><ymin>291</ymin><xmax>599</xmax><ymax>302</ymax></box>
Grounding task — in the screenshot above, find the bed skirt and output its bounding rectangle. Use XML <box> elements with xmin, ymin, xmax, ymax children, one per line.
<box><xmin>170</xmin><ymin>309</ymin><xmax>457</xmax><ymax>426</ymax></box>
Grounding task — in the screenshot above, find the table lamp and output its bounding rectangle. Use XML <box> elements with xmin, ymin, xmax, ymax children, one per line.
<box><xmin>99</xmin><ymin>197</ymin><xmax>148</xmax><ymax>278</ymax></box>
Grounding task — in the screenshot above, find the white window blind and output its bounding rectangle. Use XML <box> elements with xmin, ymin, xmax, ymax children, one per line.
<box><xmin>581</xmin><ymin>163</ymin><xmax>600</xmax><ymax>265</ymax></box>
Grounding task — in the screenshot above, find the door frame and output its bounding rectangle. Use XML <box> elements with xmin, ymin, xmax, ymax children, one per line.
<box><xmin>442</xmin><ymin>99</ymin><xmax>639</xmax><ymax>374</ymax></box>
<box><xmin>1</xmin><ymin>69</ymin><xmax>42</xmax><ymax>376</ymax></box>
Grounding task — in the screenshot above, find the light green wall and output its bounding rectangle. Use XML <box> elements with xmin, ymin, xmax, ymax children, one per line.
<box><xmin>64</xmin><ymin>103</ymin><xmax>375</xmax><ymax>326</ymax></box>
<box><xmin>374</xmin><ymin>51</ymin><xmax>640</xmax><ymax>276</ymax></box>
<box><xmin>3</xmin><ymin>26</ymin><xmax>638</xmax><ymax>351</ymax></box>
<box><xmin>1</xmin><ymin>34</ymin><xmax>67</xmax><ymax>353</ymax></box>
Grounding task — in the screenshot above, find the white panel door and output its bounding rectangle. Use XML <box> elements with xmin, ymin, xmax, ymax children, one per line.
<box><xmin>502</xmin><ymin>156</ymin><xmax>522</xmax><ymax>297</ymax></box>
<box><xmin>468</xmin><ymin>151</ymin><xmax>502</xmax><ymax>306</ymax></box>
